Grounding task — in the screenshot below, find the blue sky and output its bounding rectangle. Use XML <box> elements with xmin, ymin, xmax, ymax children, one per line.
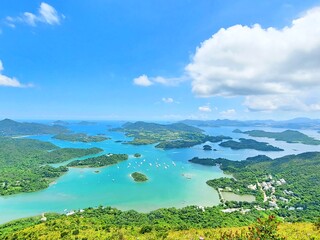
<box><xmin>1</xmin><ymin>0</ymin><xmax>320</xmax><ymax>120</ymax></box>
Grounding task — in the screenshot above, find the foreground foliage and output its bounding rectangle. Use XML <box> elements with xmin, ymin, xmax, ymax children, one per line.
<box><xmin>0</xmin><ymin>208</ymin><xmax>319</xmax><ymax>240</ymax></box>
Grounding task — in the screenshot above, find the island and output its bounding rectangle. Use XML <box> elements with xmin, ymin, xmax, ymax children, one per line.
<box><xmin>203</xmin><ymin>145</ymin><xmax>212</xmax><ymax>150</ymax></box>
<box><xmin>131</xmin><ymin>172</ymin><xmax>148</xmax><ymax>182</ymax></box>
<box><xmin>111</xmin><ymin>121</ymin><xmax>232</xmax><ymax>149</ymax></box>
<box><xmin>134</xmin><ymin>153</ymin><xmax>141</xmax><ymax>158</ymax></box>
<box><xmin>237</xmin><ymin>129</ymin><xmax>320</xmax><ymax>145</ymax></box>
<box><xmin>77</xmin><ymin>121</ymin><xmax>96</xmax><ymax>125</ymax></box>
<box><xmin>0</xmin><ymin>137</ymin><xmax>103</xmax><ymax>196</ymax></box>
<box><xmin>67</xmin><ymin>153</ymin><xmax>128</xmax><ymax>168</ymax></box>
<box><xmin>0</xmin><ymin>119</ymin><xmax>68</xmax><ymax>136</ymax></box>
<box><xmin>53</xmin><ymin>133</ymin><xmax>110</xmax><ymax>143</ymax></box>
<box><xmin>219</xmin><ymin>138</ymin><xmax>284</xmax><ymax>151</ymax></box>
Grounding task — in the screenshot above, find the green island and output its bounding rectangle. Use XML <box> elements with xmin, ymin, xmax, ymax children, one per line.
<box><xmin>189</xmin><ymin>152</ymin><xmax>320</xmax><ymax>222</ymax></box>
<box><xmin>67</xmin><ymin>153</ymin><xmax>128</xmax><ymax>168</ymax></box>
<box><xmin>112</xmin><ymin>121</ymin><xmax>231</xmax><ymax>149</ymax></box>
<box><xmin>203</xmin><ymin>144</ymin><xmax>213</xmax><ymax>150</ymax></box>
<box><xmin>0</xmin><ymin>137</ymin><xmax>103</xmax><ymax>196</ymax></box>
<box><xmin>53</xmin><ymin>133</ymin><xmax>109</xmax><ymax>143</ymax></box>
<box><xmin>134</xmin><ymin>153</ymin><xmax>141</xmax><ymax>158</ymax></box>
<box><xmin>219</xmin><ymin>138</ymin><xmax>284</xmax><ymax>151</ymax></box>
<box><xmin>0</xmin><ymin>206</ymin><xmax>319</xmax><ymax>239</ymax></box>
<box><xmin>0</xmin><ymin>119</ymin><xmax>67</xmax><ymax>136</ymax></box>
<box><xmin>236</xmin><ymin>129</ymin><xmax>320</xmax><ymax>145</ymax></box>
<box><xmin>77</xmin><ymin>121</ymin><xmax>96</xmax><ymax>125</ymax></box>
<box><xmin>131</xmin><ymin>172</ymin><xmax>148</xmax><ymax>182</ymax></box>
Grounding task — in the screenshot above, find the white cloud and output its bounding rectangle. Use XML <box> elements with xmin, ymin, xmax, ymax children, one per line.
<box><xmin>6</xmin><ymin>2</ymin><xmax>62</xmax><ymax>27</ymax></box>
<box><xmin>162</xmin><ymin>97</ymin><xmax>174</xmax><ymax>103</ymax></box>
<box><xmin>220</xmin><ymin>109</ymin><xmax>236</xmax><ymax>117</ymax></box>
<box><xmin>133</xmin><ymin>74</ymin><xmax>186</xmax><ymax>87</ymax></box>
<box><xmin>198</xmin><ymin>106</ymin><xmax>212</xmax><ymax>112</ymax></box>
<box><xmin>0</xmin><ymin>60</ymin><xmax>30</xmax><ymax>87</ymax></box>
<box><xmin>133</xmin><ymin>75</ymin><xmax>153</xmax><ymax>86</ymax></box>
<box><xmin>186</xmin><ymin>7</ymin><xmax>320</xmax><ymax>111</ymax></box>
<box><xmin>39</xmin><ymin>2</ymin><xmax>61</xmax><ymax>25</ymax></box>
<box><xmin>153</xmin><ymin>76</ymin><xmax>187</xmax><ymax>86</ymax></box>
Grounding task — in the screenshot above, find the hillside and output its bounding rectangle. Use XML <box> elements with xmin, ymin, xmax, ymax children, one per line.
<box><xmin>190</xmin><ymin>152</ymin><xmax>320</xmax><ymax>222</ymax></box>
<box><xmin>0</xmin><ymin>137</ymin><xmax>103</xmax><ymax>195</ymax></box>
<box><xmin>0</xmin><ymin>119</ymin><xmax>67</xmax><ymax>136</ymax></box>
<box><xmin>0</xmin><ymin>207</ymin><xmax>319</xmax><ymax>239</ymax></box>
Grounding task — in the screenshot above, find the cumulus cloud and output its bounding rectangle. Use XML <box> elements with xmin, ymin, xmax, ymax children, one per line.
<box><xmin>133</xmin><ymin>75</ymin><xmax>153</xmax><ymax>86</ymax></box>
<box><xmin>198</xmin><ymin>106</ymin><xmax>212</xmax><ymax>112</ymax></box>
<box><xmin>0</xmin><ymin>60</ymin><xmax>30</xmax><ymax>87</ymax></box>
<box><xmin>162</xmin><ymin>97</ymin><xmax>174</xmax><ymax>103</ymax></box>
<box><xmin>186</xmin><ymin>7</ymin><xmax>320</xmax><ymax>111</ymax></box>
<box><xmin>6</xmin><ymin>2</ymin><xmax>62</xmax><ymax>27</ymax></box>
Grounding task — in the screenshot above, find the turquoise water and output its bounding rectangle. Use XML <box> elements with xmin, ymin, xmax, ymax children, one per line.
<box><xmin>0</xmin><ymin>122</ymin><xmax>319</xmax><ymax>224</ymax></box>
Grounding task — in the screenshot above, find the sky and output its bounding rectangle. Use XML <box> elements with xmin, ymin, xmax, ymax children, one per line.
<box><xmin>1</xmin><ymin>0</ymin><xmax>320</xmax><ymax>121</ymax></box>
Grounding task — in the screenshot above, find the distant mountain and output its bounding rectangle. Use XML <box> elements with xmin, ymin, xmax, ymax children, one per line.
<box><xmin>52</xmin><ymin>120</ymin><xmax>69</xmax><ymax>125</ymax></box>
<box><xmin>181</xmin><ymin>118</ymin><xmax>320</xmax><ymax>129</ymax></box>
<box><xmin>77</xmin><ymin>121</ymin><xmax>96</xmax><ymax>125</ymax></box>
<box><xmin>0</xmin><ymin>119</ymin><xmax>68</xmax><ymax>136</ymax></box>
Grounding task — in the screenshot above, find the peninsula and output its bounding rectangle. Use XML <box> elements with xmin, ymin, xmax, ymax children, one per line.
<box><xmin>67</xmin><ymin>153</ymin><xmax>128</xmax><ymax>168</ymax></box>
<box><xmin>112</xmin><ymin>121</ymin><xmax>231</xmax><ymax>149</ymax></box>
<box><xmin>0</xmin><ymin>137</ymin><xmax>103</xmax><ymax>196</ymax></box>
<box><xmin>53</xmin><ymin>133</ymin><xmax>109</xmax><ymax>143</ymax></box>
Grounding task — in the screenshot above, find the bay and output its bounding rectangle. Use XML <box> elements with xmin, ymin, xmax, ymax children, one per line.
<box><xmin>0</xmin><ymin>121</ymin><xmax>319</xmax><ymax>224</ymax></box>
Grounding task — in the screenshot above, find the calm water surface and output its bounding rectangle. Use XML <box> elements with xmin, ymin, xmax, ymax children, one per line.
<box><xmin>0</xmin><ymin>122</ymin><xmax>319</xmax><ymax>223</ymax></box>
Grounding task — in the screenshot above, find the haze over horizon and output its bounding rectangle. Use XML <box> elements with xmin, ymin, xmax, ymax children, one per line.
<box><xmin>1</xmin><ymin>1</ymin><xmax>320</xmax><ymax>120</ymax></box>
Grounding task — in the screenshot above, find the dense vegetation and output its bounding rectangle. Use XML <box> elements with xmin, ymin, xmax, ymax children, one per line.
<box><xmin>112</xmin><ymin>121</ymin><xmax>231</xmax><ymax>149</ymax></box>
<box><xmin>0</xmin><ymin>119</ymin><xmax>67</xmax><ymax>136</ymax></box>
<box><xmin>1</xmin><ymin>207</ymin><xmax>319</xmax><ymax>239</ymax></box>
<box><xmin>219</xmin><ymin>138</ymin><xmax>284</xmax><ymax>151</ymax></box>
<box><xmin>190</xmin><ymin>152</ymin><xmax>320</xmax><ymax>222</ymax></box>
<box><xmin>0</xmin><ymin>137</ymin><xmax>103</xmax><ymax>195</ymax></box>
<box><xmin>131</xmin><ymin>172</ymin><xmax>148</xmax><ymax>182</ymax></box>
<box><xmin>67</xmin><ymin>154</ymin><xmax>128</xmax><ymax>168</ymax></box>
<box><xmin>238</xmin><ymin>129</ymin><xmax>320</xmax><ymax>145</ymax></box>
<box><xmin>53</xmin><ymin>133</ymin><xmax>109</xmax><ymax>142</ymax></box>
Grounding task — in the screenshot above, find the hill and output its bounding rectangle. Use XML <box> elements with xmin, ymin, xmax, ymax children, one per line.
<box><xmin>0</xmin><ymin>119</ymin><xmax>67</xmax><ymax>136</ymax></box>
<box><xmin>240</xmin><ymin>129</ymin><xmax>320</xmax><ymax>145</ymax></box>
<box><xmin>190</xmin><ymin>152</ymin><xmax>320</xmax><ymax>222</ymax></box>
<box><xmin>0</xmin><ymin>137</ymin><xmax>103</xmax><ymax>195</ymax></box>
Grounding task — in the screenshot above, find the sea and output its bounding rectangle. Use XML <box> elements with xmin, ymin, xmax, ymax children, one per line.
<box><xmin>1</xmin><ymin>121</ymin><xmax>320</xmax><ymax>224</ymax></box>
